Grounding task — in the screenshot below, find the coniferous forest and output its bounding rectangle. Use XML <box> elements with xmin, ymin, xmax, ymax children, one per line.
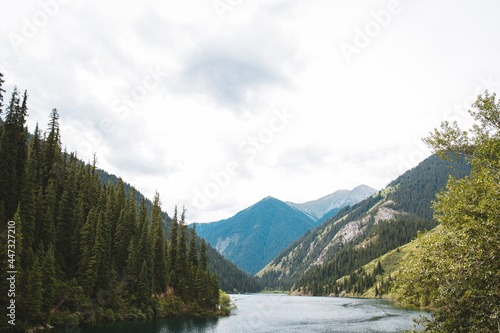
<box><xmin>0</xmin><ymin>74</ymin><xmax>231</xmax><ymax>332</ymax></box>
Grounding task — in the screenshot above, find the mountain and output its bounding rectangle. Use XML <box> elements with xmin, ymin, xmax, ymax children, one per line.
<box><xmin>257</xmin><ymin>155</ymin><xmax>471</xmax><ymax>292</ymax></box>
<box><xmin>286</xmin><ymin>185</ymin><xmax>377</xmax><ymax>223</ymax></box>
<box><xmin>96</xmin><ymin>168</ymin><xmax>261</xmax><ymax>293</ymax></box>
<box><xmin>195</xmin><ymin>197</ymin><xmax>317</xmax><ymax>274</ymax></box>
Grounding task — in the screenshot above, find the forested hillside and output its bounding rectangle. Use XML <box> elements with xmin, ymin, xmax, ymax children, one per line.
<box><xmin>0</xmin><ymin>78</ymin><xmax>233</xmax><ymax>332</ymax></box>
<box><xmin>97</xmin><ymin>169</ymin><xmax>261</xmax><ymax>293</ymax></box>
<box><xmin>258</xmin><ymin>155</ymin><xmax>471</xmax><ymax>292</ymax></box>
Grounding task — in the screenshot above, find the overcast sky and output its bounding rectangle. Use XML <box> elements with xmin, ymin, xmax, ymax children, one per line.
<box><xmin>2</xmin><ymin>0</ymin><xmax>500</xmax><ymax>222</ymax></box>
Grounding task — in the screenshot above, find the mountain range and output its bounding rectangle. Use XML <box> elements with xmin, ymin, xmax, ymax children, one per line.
<box><xmin>287</xmin><ymin>184</ymin><xmax>377</xmax><ymax>223</ymax></box>
<box><xmin>195</xmin><ymin>185</ymin><xmax>377</xmax><ymax>274</ymax></box>
<box><xmin>257</xmin><ymin>154</ymin><xmax>471</xmax><ymax>292</ymax></box>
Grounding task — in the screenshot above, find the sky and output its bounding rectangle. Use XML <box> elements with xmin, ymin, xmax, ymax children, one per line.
<box><xmin>1</xmin><ymin>0</ymin><xmax>500</xmax><ymax>222</ymax></box>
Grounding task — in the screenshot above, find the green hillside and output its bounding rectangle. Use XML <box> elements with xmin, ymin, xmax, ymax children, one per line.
<box><xmin>96</xmin><ymin>169</ymin><xmax>260</xmax><ymax>293</ymax></box>
<box><xmin>258</xmin><ymin>155</ymin><xmax>471</xmax><ymax>292</ymax></box>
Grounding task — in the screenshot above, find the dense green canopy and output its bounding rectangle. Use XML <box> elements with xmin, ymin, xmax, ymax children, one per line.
<box><xmin>394</xmin><ymin>92</ymin><xmax>500</xmax><ymax>332</ymax></box>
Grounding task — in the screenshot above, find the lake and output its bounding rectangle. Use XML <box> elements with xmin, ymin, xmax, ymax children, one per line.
<box><xmin>53</xmin><ymin>294</ymin><xmax>428</xmax><ymax>333</ymax></box>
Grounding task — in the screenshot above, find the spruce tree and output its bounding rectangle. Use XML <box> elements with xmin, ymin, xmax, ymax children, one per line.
<box><xmin>167</xmin><ymin>207</ymin><xmax>178</xmax><ymax>273</ymax></box>
<box><xmin>41</xmin><ymin>108</ymin><xmax>61</xmax><ymax>189</ymax></box>
<box><xmin>0</xmin><ymin>71</ymin><xmax>5</xmax><ymax>112</ymax></box>
<box><xmin>187</xmin><ymin>225</ymin><xmax>198</xmax><ymax>301</ymax></box>
<box><xmin>77</xmin><ymin>207</ymin><xmax>98</xmax><ymax>295</ymax></box>
<box><xmin>25</xmin><ymin>256</ymin><xmax>43</xmax><ymax>324</ymax></box>
<box><xmin>151</xmin><ymin>192</ymin><xmax>167</xmax><ymax>293</ymax></box>
<box><xmin>137</xmin><ymin>260</ymin><xmax>151</xmax><ymax>307</ymax></box>
<box><xmin>19</xmin><ymin>124</ymin><xmax>42</xmax><ymax>270</ymax></box>
<box><xmin>0</xmin><ymin>87</ymin><xmax>28</xmax><ymax>221</ymax></box>
<box><xmin>127</xmin><ymin>198</ymin><xmax>148</xmax><ymax>278</ymax></box>
<box><xmin>41</xmin><ymin>244</ymin><xmax>56</xmax><ymax>317</ymax></box>
<box><xmin>174</xmin><ymin>208</ymin><xmax>188</xmax><ymax>299</ymax></box>
<box><xmin>55</xmin><ymin>163</ymin><xmax>76</xmax><ymax>276</ymax></box>
<box><xmin>42</xmin><ymin>178</ymin><xmax>57</xmax><ymax>248</ymax></box>
<box><xmin>114</xmin><ymin>191</ymin><xmax>136</xmax><ymax>274</ymax></box>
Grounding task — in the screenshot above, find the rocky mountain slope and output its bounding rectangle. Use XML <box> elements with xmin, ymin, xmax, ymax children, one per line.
<box><xmin>257</xmin><ymin>155</ymin><xmax>471</xmax><ymax>291</ymax></box>
<box><xmin>286</xmin><ymin>185</ymin><xmax>377</xmax><ymax>223</ymax></box>
<box><xmin>195</xmin><ymin>186</ymin><xmax>375</xmax><ymax>275</ymax></box>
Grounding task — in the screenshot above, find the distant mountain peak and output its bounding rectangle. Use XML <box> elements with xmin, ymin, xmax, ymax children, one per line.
<box><xmin>286</xmin><ymin>185</ymin><xmax>377</xmax><ymax>222</ymax></box>
<box><xmin>196</xmin><ymin>196</ymin><xmax>316</xmax><ymax>274</ymax></box>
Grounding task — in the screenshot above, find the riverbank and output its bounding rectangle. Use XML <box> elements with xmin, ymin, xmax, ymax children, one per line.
<box><xmin>22</xmin><ymin>291</ymin><xmax>236</xmax><ymax>333</ymax></box>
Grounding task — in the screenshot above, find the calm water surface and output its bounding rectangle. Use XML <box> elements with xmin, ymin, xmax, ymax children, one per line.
<box><xmin>53</xmin><ymin>294</ymin><xmax>427</xmax><ymax>332</ymax></box>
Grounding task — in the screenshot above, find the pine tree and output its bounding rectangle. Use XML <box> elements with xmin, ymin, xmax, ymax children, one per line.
<box><xmin>174</xmin><ymin>208</ymin><xmax>188</xmax><ymax>298</ymax></box>
<box><xmin>92</xmin><ymin>209</ymin><xmax>107</xmax><ymax>295</ymax></box>
<box><xmin>55</xmin><ymin>161</ymin><xmax>77</xmax><ymax>276</ymax></box>
<box><xmin>41</xmin><ymin>244</ymin><xmax>56</xmax><ymax>317</ymax></box>
<box><xmin>0</xmin><ymin>71</ymin><xmax>5</xmax><ymax>112</ymax></box>
<box><xmin>19</xmin><ymin>124</ymin><xmax>42</xmax><ymax>270</ymax></box>
<box><xmin>187</xmin><ymin>225</ymin><xmax>198</xmax><ymax>301</ymax></box>
<box><xmin>167</xmin><ymin>207</ymin><xmax>178</xmax><ymax>273</ymax></box>
<box><xmin>151</xmin><ymin>192</ymin><xmax>167</xmax><ymax>293</ymax></box>
<box><xmin>127</xmin><ymin>198</ymin><xmax>148</xmax><ymax>278</ymax></box>
<box><xmin>25</xmin><ymin>256</ymin><xmax>43</xmax><ymax>323</ymax></box>
<box><xmin>137</xmin><ymin>260</ymin><xmax>151</xmax><ymax>307</ymax></box>
<box><xmin>0</xmin><ymin>87</ymin><xmax>28</xmax><ymax>221</ymax></box>
<box><xmin>114</xmin><ymin>191</ymin><xmax>136</xmax><ymax>274</ymax></box>
<box><xmin>77</xmin><ymin>207</ymin><xmax>98</xmax><ymax>295</ymax></box>
<box><xmin>41</xmin><ymin>108</ymin><xmax>62</xmax><ymax>189</ymax></box>
<box><xmin>42</xmin><ymin>178</ymin><xmax>57</xmax><ymax>248</ymax></box>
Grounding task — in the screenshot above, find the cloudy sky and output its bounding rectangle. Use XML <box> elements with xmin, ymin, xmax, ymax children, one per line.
<box><xmin>2</xmin><ymin>0</ymin><xmax>500</xmax><ymax>222</ymax></box>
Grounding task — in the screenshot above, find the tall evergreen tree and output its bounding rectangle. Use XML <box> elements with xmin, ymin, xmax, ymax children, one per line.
<box><xmin>151</xmin><ymin>192</ymin><xmax>167</xmax><ymax>293</ymax></box>
<box><xmin>0</xmin><ymin>87</ymin><xmax>28</xmax><ymax>221</ymax></box>
<box><xmin>114</xmin><ymin>191</ymin><xmax>136</xmax><ymax>274</ymax></box>
<box><xmin>55</xmin><ymin>159</ymin><xmax>77</xmax><ymax>276</ymax></box>
<box><xmin>41</xmin><ymin>108</ymin><xmax>62</xmax><ymax>188</ymax></box>
<box><xmin>25</xmin><ymin>256</ymin><xmax>43</xmax><ymax>324</ymax></box>
<box><xmin>41</xmin><ymin>244</ymin><xmax>56</xmax><ymax>317</ymax></box>
<box><xmin>137</xmin><ymin>260</ymin><xmax>151</xmax><ymax>307</ymax></box>
<box><xmin>187</xmin><ymin>224</ymin><xmax>198</xmax><ymax>301</ymax></box>
<box><xmin>0</xmin><ymin>71</ymin><xmax>5</xmax><ymax>112</ymax></box>
<box><xmin>19</xmin><ymin>124</ymin><xmax>42</xmax><ymax>270</ymax></box>
<box><xmin>174</xmin><ymin>208</ymin><xmax>189</xmax><ymax>298</ymax></box>
<box><xmin>77</xmin><ymin>207</ymin><xmax>98</xmax><ymax>295</ymax></box>
<box><xmin>167</xmin><ymin>207</ymin><xmax>179</xmax><ymax>285</ymax></box>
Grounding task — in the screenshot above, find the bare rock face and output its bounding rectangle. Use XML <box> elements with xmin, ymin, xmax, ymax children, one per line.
<box><xmin>309</xmin><ymin>200</ymin><xmax>402</xmax><ymax>269</ymax></box>
<box><xmin>216</xmin><ymin>234</ymin><xmax>240</xmax><ymax>256</ymax></box>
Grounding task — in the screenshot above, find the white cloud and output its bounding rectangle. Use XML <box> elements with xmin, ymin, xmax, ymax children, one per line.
<box><xmin>1</xmin><ymin>0</ymin><xmax>500</xmax><ymax>222</ymax></box>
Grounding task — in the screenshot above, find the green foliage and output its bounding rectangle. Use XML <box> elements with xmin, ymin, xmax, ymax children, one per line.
<box><xmin>218</xmin><ymin>291</ymin><xmax>237</xmax><ymax>316</ymax></box>
<box><xmin>395</xmin><ymin>91</ymin><xmax>500</xmax><ymax>332</ymax></box>
<box><xmin>0</xmin><ymin>76</ymin><xmax>237</xmax><ymax>330</ymax></box>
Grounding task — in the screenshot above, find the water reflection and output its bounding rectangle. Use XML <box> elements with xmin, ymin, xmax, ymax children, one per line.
<box><xmin>52</xmin><ymin>295</ymin><xmax>427</xmax><ymax>333</ymax></box>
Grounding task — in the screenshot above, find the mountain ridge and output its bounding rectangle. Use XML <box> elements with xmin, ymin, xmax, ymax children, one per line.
<box><xmin>195</xmin><ymin>186</ymin><xmax>376</xmax><ymax>275</ymax></box>
<box><xmin>286</xmin><ymin>185</ymin><xmax>377</xmax><ymax>223</ymax></box>
<box><xmin>257</xmin><ymin>155</ymin><xmax>472</xmax><ymax>292</ymax></box>
<box><xmin>196</xmin><ymin>196</ymin><xmax>316</xmax><ymax>274</ymax></box>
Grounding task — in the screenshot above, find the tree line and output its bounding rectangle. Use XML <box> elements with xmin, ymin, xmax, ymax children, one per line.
<box><xmin>0</xmin><ymin>74</ymin><xmax>228</xmax><ymax>332</ymax></box>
